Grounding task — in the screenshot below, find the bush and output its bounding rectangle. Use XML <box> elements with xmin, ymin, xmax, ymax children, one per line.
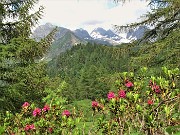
<box><xmin>0</xmin><ymin>67</ymin><xmax>179</xmax><ymax>135</ymax></box>
<box><xmin>92</xmin><ymin>67</ymin><xmax>180</xmax><ymax>134</ymax></box>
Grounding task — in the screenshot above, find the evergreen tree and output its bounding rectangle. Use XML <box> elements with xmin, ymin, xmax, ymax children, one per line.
<box><xmin>114</xmin><ymin>0</ymin><xmax>180</xmax><ymax>42</ymax></box>
<box><xmin>0</xmin><ymin>0</ymin><xmax>56</xmax><ymax>112</ymax></box>
<box><xmin>114</xmin><ymin>0</ymin><xmax>180</xmax><ymax>70</ymax></box>
<box><xmin>0</xmin><ymin>0</ymin><xmax>44</xmax><ymax>43</ymax></box>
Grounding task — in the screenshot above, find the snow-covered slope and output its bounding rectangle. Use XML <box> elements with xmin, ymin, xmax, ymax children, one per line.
<box><xmin>90</xmin><ymin>28</ymin><xmax>124</xmax><ymax>45</ymax></box>
<box><xmin>126</xmin><ymin>26</ymin><xmax>149</xmax><ymax>40</ymax></box>
<box><xmin>33</xmin><ymin>23</ymin><xmax>148</xmax><ymax>47</ymax></box>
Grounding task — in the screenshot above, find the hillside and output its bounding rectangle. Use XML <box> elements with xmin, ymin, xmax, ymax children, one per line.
<box><xmin>47</xmin><ymin>29</ymin><xmax>180</xmax><ymax>101</ymax></box>
<box><xmin>1</xmin><ymin>0</ymin><xmax>180</xmax><ymax>134</ymax></box>
<box><xmin>45</xmin><ymin>31</ymin><xmax>87</xmax><ymax>61</ymax></box>
<box><xmin>47</xmin><ymin>43</ymin><xmax>130</xmax><ymax>101</ymax></box>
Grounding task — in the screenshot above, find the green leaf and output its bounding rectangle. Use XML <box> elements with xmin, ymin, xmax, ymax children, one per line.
<box><xmin>0</xmin><ymin>126</ymin><xmax>5</xmax><ymax>134</ymax></box>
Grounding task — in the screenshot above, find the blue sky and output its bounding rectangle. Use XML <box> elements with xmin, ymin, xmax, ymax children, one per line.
<box><xmin>36</xmin><ymin>0</ymin><xmax>150</xmax><ymax>32</ymax></box>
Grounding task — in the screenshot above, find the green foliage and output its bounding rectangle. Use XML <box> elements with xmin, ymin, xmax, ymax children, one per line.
<box><xmin>0</xmin><ymin>0</ymin><xmax>44</xmax><ymax>43</ymax></box>
<box><xmin>114</xmin><ymin>0</ymin><xmax>180</xmax><ymax>42</ymax></box>
<box><xmin>47</xmin><ymin>28</ymin><xmax>180</xmax><ymax>102</ymax></box>
<box><xmin>47</xmin><ymin>43</ymin><xmax>133</xmax><ymax>101</ymax></box>
<box><xmin>0</xmin><ymin>1</ymin><xmax>57</xmax><ymax>113</ymax></box>
<box><xmin>42</xmin><ymin>81</ymin><xmax>68</xmax><ymax>106</ymax></box>
<box><xmin>2</xmin><ymin>103</ymin><xmax>82</xmax><ymax>134</ymax></box>
<box><xmin>0</xmin><ymin>32</ymin><xmax>57</xmax><ymax>112</ymax></box>
<box><xmin>66</xmin><ymin>99</ymin><xmax>93</xmax><ymax>122</ymax></box>
<box><xmin>1</xmin><ymin>67</ymin><xmax>179</xmax><ymax>134</ymax></box>
<box><xmin>130</xmin><ymin>29</ymin><xmax>180</xmax><ymax>69</ymax></box>
<box><xmin>92</xmin><ymin>67</ymin><xmax>180</xmax><ymax>134</ymax></box>
<box><xmin>0</xmin><ymin>82</ymin><xmax>83</xmax><ymax>135</ymax></box>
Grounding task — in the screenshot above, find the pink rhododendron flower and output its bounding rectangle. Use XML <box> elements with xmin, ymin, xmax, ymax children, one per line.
<box><xmin>24</xmin><ymin>124</ymin><xmax>35</xmax><ymax>131</ymax></box>
<box><xmin>25</xmin><ymin>125</ymin><xmax>30</xmax><ymax>131</ymax></box>
<box><xmin>42</xmin><ymin>104</ymin><xmax>50</xmax><ymax>112</ymax></box>
<box><xmin>33</xmin><ymin>108</ymin><xmax>41</xmax><ymax>116</ymax></box>
<box><xmin>29</xmin><ymin>124</ymin><xmax>35</xmax><ymax>130</ymax></box>
<box><xmin>155</xmin><ymin>88</ymin><xmax>161</xmax><ymax>94</ymax></box>
<box><xmin>62</xmin><ymin>110</ymin><xmax>71</xmax><ymax>117</ymax></box>
<box><xmin>147</xmin><ymin>99</ymin><xmax>153</xmax><ymax>105</ymax></box>
<box><xmin>107</xmin><ymin>92</ymin><xmax>115</xmax><ymax>99</ymax></box>
<box><xmin>118</xmin><ymin>90</ymin><xmax>126</xmax><ymax>98</ymax></box>
<box><xmin>125</xmin><ymin>81</ymin><xmax>134</xmax><ymax>88</ymax></box>
<box><xmin>48</xmin><ymin>127</ymin><xmax>53</xmax><ymax>133</ymax></box>
<box><xmin>151</xmin><ymin>84</ymin><xmax>161</xmax><ymax>94</ymax></box>
<box><xmin>22</xmin><ymin>102</ymin><xmax>30</xmax><ymax>108</ymax></box>
<box><xmin>92</xmin><ymin>101</ymin><xmax>98</xmax><ymax>108</ymax></box>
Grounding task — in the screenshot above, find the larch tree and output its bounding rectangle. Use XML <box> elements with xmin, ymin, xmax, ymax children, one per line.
<box><xmin>114</xmin><ymin>0</ymin><xmax>180</xmax><ymax>42</ymax></box>
<box><xmin>113</xmin><ymin>0</ymin><xmax>180</xmax><ymax>69</ymax></box>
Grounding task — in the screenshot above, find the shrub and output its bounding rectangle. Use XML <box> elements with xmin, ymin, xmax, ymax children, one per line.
<box><xmin>0</xmin><ymin>67</ymin><xmax>179</xmax><ymax>135</ymax></box>
<box><xmin>93</xmin><ymin>67</ymin><xmax>180</xmax><ymax>134</ymax></box>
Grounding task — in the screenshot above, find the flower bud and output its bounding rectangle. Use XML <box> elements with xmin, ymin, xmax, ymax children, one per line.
<box><xmin>136</xmin><ymin>104</ymin><xmax>142</xmax><ymax>112</ymax></box>
<box><xmin>120</xmin><ymin>105</ymin><xmax>125</xmax><ymax>111</ymax></box>
<box><xmin>134</xmin><ymin>94</ymin><xmax>139</xmax><ymax>102</ymax></box>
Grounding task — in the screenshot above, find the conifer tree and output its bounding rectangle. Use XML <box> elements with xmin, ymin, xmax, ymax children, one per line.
<box><xmin>114</xmin><ymin>0</ymin><xmax>180</xmax><ymax>69</ymax></box>
<box><xmin>0</xmin><ymin>0</ymin><xmax>56</xmax><ymax>112</ymax></box>
<box><xmin>114</xmin><ymin>0</ymin><xmax>180</xmax><ymax>42</ymax></box>
<box><xmin>0</xmin><ymin>0</ymin><xmax>44</xmax><ymax>43</ymax></box>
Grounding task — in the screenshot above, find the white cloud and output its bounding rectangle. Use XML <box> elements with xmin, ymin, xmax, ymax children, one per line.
<box><xmin>36</xmin><ymin>0</ymin><xmax>150</xmax><ymax>33</ymax></box>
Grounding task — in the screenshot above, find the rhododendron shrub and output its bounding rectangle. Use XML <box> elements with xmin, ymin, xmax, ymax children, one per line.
<box><xmin>1</xmin><ymin>97</ymin><xmax>81</xmax><ymax>134</ymax></box>
<box><xmin>1</xmin><ymin>67</ymin><xmax>179</xmax><ymax>134</ymax></box>
<box><xmin>92</xmin><ymin>67</ymin><xmax>180</xmax><ymax>134</ymax></box>
<box><xmin>0</xmin><ymin>81</ymin><xmax>83</xmax><ymax>134</ymax></box>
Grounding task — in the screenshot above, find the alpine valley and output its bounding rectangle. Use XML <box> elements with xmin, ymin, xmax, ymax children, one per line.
<box><xmin>1</xmin><ymin>1</ymin><xmax>180</xmax><ymax>134</ymax></box>
<box><xmin>32</xmin><ymin>23</ymin><xmax>148</xmax><ymax>60</ymax></box>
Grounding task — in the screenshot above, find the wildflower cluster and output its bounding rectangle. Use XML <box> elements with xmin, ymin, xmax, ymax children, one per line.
<box><xmin>22</xmin><ymin>102</ymin><xmax>30</xmax><ymax>108</ymax></box>
<box><xmin>3</xmin><ymin>100</ymin><xmax>79</xmax><ymax>134</ymax></box>
<box><xmin>149</xmin><ymin>80</ymin><xmax>161</xmax><ymax>94</ymax></box>
<box><xmin>25</xmin><ymin>124</ymin><xmax>35</xmax><ymax>131</ymax></box>
<box><xmin>91</xmin><ymin>101</ymin><xmax>104</xmax><ymax>113</ymax></box>
<box><xmin>125</xmin><ymin>79</ymin><xmax>134</xmax><ymax>88</ymax></box>
<box><xmin>107</xmin><ymin>80</ymin><xmax>133</xmax><ymax>100</ymax></box>
<box><xmin>91</xmin><ymin>67</ymin><xmax>179</xmax><ymax>134</ymax></box>
<box><xmin>1</xmin><ymin>67</ymin><xmax>179</xmax><ymax>135</ymax></box>
<box><xmin>62</xmin><ymin>110</ymin><xmax>71</xmax><ymax>117</ymax></box>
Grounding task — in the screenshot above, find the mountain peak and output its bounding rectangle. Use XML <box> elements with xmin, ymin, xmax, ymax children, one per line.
<box><xmin>73</xmin><ymin>28</ymin><xmax>91</xmax><ymax>40</ymax></box>
<box><xmin>32</xmin><ymin>23</ymin><xmax>56</xmax><ymax>41</ymax></box>
<box><xmin>90</xmin><ymin>27</ymin><xmax>124</xmax><ymax>45</ymax></box>
<box><xmin>32</xmin><ymin>23</ymin><xmax>148</xmax><ymax>47</ymax></box>
<box><xmin>91</xmin><ymin>27</ymin><xmax>106</xmax><ymax>34</ymax></box>
<box><xmin>44</xmin><ymin>22</ymin><xmax>55</xmax><ymax>28</ymax></box>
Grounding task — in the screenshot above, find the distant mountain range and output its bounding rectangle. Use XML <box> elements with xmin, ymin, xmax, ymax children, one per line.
<box><xmin>32</xmin><ymin>23</ymin><xmax>148</xmax><ymax>60</ymax></box>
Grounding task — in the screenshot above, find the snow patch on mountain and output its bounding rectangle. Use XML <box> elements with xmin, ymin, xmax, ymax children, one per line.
<box><xmin>33</xmin><ymin>23</ymin><xmax>148</xmax><ymax>46</ymax></box>
<box><xmin>90</xmin><ymin>27</ymin><xmax>124</xmax><ymax>45</ymax></box>
<box><xmin>126</xmin><ymin>26</ymin><xmax>149</xmax><ymax>40</ymax></box>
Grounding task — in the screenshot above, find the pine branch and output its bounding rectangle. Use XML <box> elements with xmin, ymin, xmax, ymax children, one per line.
<box><xmin>113</xmin><ymin>0</ymin><xmax>180</xmax><ymax>42</ymax></box>
<box><xmin>1</xmin><ymin>5</ymin><xmax>44</xmax><ymax>43</ymax></box>
<box><xmin>1</xmin><ymin>0</ymin><xmax>38</xmax><ymax>6</ymax></box>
